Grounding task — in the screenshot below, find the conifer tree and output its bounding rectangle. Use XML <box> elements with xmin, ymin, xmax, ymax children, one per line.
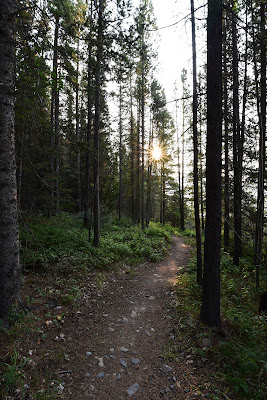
<box><xmin>0</xmin><ymin>0</ymin><xmax>20</xmax><ymax>319</ymax></box>
<box><xmin>201</xmin><ymin>0</ymin><xmax>222</xmax><ymax>326</ymax></box>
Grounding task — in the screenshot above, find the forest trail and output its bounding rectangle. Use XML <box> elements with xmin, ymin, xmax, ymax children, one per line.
<box><xmin>55</xmin><ymin>236</ymin><xmax>207</xmax><ymax>400</ymax></box>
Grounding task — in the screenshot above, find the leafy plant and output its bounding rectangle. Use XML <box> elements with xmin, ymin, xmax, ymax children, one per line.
<box><xmin>19</xmin><ymin>215</ymin><xmax>172</xmax><ymax>274</ymax></box>
<box><xmin>174</xmin><ymin>252</ymin><xmax>267</xmax><ymax>400</ymax></box>
<box><xmin>2</xmin><ymin>349</ymin><xmax>29</xmax><ymax>392</ymax></box>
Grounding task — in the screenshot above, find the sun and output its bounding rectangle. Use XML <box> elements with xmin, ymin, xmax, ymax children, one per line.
<box><xmin>152</xmin><ymin>145</ymin><xmax>162</xmax><ymax>161</ymax></box>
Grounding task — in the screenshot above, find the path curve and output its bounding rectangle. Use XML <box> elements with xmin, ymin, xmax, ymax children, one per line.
<box><xmin>61</xmin><ymin>236</ymin><xmax>192</xmax><ymax>399</ymax></box>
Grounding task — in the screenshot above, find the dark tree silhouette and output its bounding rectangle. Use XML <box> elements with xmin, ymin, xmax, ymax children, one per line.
<box><xmin>190</xmin><ymin>0</ymin><xmax>202</xmax><ymax>284</ymax></box>
<box><xmin>201</xmin><ymin>0</ymin><xmax>222</xmax><ymax>326</ymax></box>
<box><xmin>0</xmin><ymin>0</ymin><xmax>20</xmax><ymax>319</ymax></box>
<box><xmin>93</xmin><ymin>0</ymin><xmax>104</xmax><ymax>247</ymax></box>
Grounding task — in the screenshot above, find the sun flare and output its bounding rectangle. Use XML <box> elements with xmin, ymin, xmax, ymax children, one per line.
<box><xmin>152</xmin><ymin>145</ymin><xmax>162</xmax><ymax>161</ymax></box>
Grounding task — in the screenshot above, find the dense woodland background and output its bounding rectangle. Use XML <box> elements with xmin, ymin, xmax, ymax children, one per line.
<box><xmin>0</xmin><ymin>0</ymin><xmax>266</xmax><ymax>398</ymax></box>
<box><xmin>11</xmin><ymin>0</ymin><xmax>266</xmax><ymax>284</ymax></box>
<box><xmin>0</xmin><ymin>0</ymin><xmax>266</xmax><ymax>318</ymax></box>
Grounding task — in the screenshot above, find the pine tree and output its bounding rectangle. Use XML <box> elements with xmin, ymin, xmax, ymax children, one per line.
<box><xmin>201</xmin><ymin>0</ymin><xmax>222</xmax><ymax>326</ymax></box>
<box><xmin>0</xmin><ymin>0</ymin><xmax>20</xmax><ymax>319</ymax></box>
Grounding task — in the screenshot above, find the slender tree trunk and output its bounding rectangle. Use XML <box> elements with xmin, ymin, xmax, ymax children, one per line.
<box><xmin>146</xmin><ymin>110</ymin><xmax>152</xmax><ymax>227</ymax></box>
<box><xmin>17</xmin><ymin>139</ymin><xmax>24</xmax><ymax>208</ymax></box>
<box><xmin>199</xmin><ymin>111</ymin><xmax>205</xmax><ymax>231</ymax></box>
<box><xmin>76</xmin><ymin>39</ymin><xmax>81</xmax><ymax>212</ymax></box>
<box><xmin>55</xmin><ymin>86</ymin><xmax>60</xmax><ymax>212</ymax></box>
<box><xmin>93</xmin><ymin>0</ymin><xmax>104</xmax><ymax>247</ymax></box>
<box><xmin>232</xmin><ymin>6</ymin><xmax>242</xmax><ymax>266</ymax></box>
<box><xmin>160</xmin><ymin>164</ymin><xmax>163</xmax><ymax>224</ymax></box>
<box><xmin>201</xmin><ymin>0</ymin><xmax>222</xmax><ymax>326</ymax></box>
<box><xmin>136</xmin><ymin>98</ymin><xmax>140</xmax><ymax>224</ymax></box>
<box><xmin>118</xmin><ymin>81</ymin><xmax>123</xmax><ymax>220</ymax></box>
<box><xmin>175</xmin><ymin>101</ymin><xmax>182</xmax><ymax>228</ymax></box>
<box><xmin>239</xmin><ymin>5</ymin><xmax>248</xmax><ymax>221</ymax></box>
<box><xmin>223</xmin><ymin>15</ymin><xmax>229</xmax><ymax>252</ymax></box>
<box><xmin>254</xmin><ymin>1</ymin><xmax>266</xmax><ymax>289</ymax></box>
<box><xmin>54</xmin><ymin>16</ymin><xmax>60</xmax><ymax>214</ymax></box>
<box><xmin>84</xmin><ymin>65</ymin><xmax>92</xmax><ymax>228</ymax></box>
<box><xmin>191</xmin><ymin>0</ymin><xmax>202</xmax><ymax>284</ymax></box>
<box><xmin>141</xmin><ymin>39</ymin><xmax>145</xmax><ymax>230</ymax></box>
<box><xmin>181</xmin><ymin>103</ymin><xmax>185</xmax><ymax>231</ymax></box>
<box><xmin>84</xmin><ymin>1</ymin><xmax>93</xmax><ymax>231</ymax></box>
<box><xmin>0</xmin><ymin>0</ymin><xmax>20</xmax><ymax>319</ymax></box>
<box><xmin>50</xmin><ymin>18</ymin><xmax>59</xmax><ymax>216</ymax></box>
<box><xmin>130</xmin><ymin>71</ymin><xmax>135</xmax><ymax>220</ymax></box>
<box><xmin>162</xmin><ymin>162</ymin><xmax>166</xmax><ymax>225</ymax></box>
<box><xmin>146</xmin><ymin>162</ymin><xmax>151</xmax><ymax>227</ymax></box>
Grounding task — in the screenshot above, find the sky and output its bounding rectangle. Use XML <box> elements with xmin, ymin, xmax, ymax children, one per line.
<box><xmin>137</xmin><ymin>0</ymin><xmax>207</xmax><ymax>104</ymax></box>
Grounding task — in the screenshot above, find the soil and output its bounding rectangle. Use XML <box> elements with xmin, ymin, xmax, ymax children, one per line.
<box><xmin>1</xmin><ymin>236</ymin><xmax>219</xmax><ymax>400</ymax></box>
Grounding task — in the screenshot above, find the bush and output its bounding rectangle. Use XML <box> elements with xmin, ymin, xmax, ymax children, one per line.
<box><xmin>19</xmin><ymin>215</ymin><xmax>172</xmax><ymax>273</ymax></box>
<box><xmin>175</xmin><ymin>252</ymin><xmax>267</xmax><ymax>400</ymax></box>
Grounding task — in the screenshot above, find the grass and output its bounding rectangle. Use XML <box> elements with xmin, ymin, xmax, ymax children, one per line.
<box><xmin>1</xmin><ymin>213</ymin><xmax>173</xmax><ymax>399</ymax></box>
<box><xmin>3</xmin><ymin>214</ymin><xmax>266</xmax><ymax>399</ymax></box>
<box><xmin>173</xmin><ymin>246</ymin><xmax>267</xmax><ymax>400</ymax></box>
<box><xmin>20</xmin><ymin>213</ymin><xmax>172</xmax><ymax>273</ymax></box>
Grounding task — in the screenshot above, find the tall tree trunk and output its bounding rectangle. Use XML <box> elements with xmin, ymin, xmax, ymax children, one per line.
<box><xmin>76</xmin><ymin>39</ymin><xmax>81</xmax><ymax>212</ymax></box>
<box><xmin>118</xmin><ymin>81</ymin><xmax>123</xmax><ymax>220</ymax></box>
<box><xmin>84</xmin><ymin>0</ymin><xmax>93</xmax><ymax>231</ymax></box>
<box><xmin>232</xmin><ymin>6</ymin><xmax>242</xmax><ymax>266</ymax></box>
<box><xmin>191</xmin><ymin>0</ymin><xmax>202</xmax><ymax>284</ymax></box>
<box><xmin>141</xmin><ymin>39</ymin><xmax>145</xmax><ymax>230</ymax></box>
<box><xmin>223</xmin><ymin>14</ymin><xmax>229</xmax><ymax>252</ymax></box>
<box><xmin>130</xmin><ymin>70</ymin><xmax>135</xmax><ymax>220</ymax></box>
<box><xmin>239</xmin><ymin>5</ymin><xmax>248</xmax><ymax>224</ymax></box>
<box><xmin>181</xmin><ymin>103</ymin><xmax>185</xmax><ymax>231</ymax></box>
<box><xmin>199</xmin><ymin>112</ymin><xmax>205</xmax><ymax>231</ymax></box>
<box><xmin>0</xmin><ymin>0</ymin><xmax>20</xmax><ymax>319</ymax></box>
<box><xmin>162</xmin><ymin>162</ymin><xmax>166</xmax><ymax>225</ymax></box>
<box><xmin>93</xmin><ymin>0</ymin><xmax>104</xmax><ymax>247</ymax></box>
<box><xmin>160</xmin><ymin>164</ymin><xmax>163</xmax><ymax>224</ymax></box>
<box><xmin>55</xmin><ymin>84</ymin><xmax>60</xmax><ymax>213</ymax></box>
<box><xmin>146</xmin><ymin>110</ymin><xmax>153</xmax><ymax>227</ymax></box>
<box><xmin>254</xmin><ymin>1</ymin><xmax>266</xmax><ymax>289</ymax></box>
<box><xmin>50</xmin><ymin>17</ymin><xmax>59</xmax><ymax>216</ymax></box>
<box><xmin>175</xmin><ymin>101</ymin><xmax>183</xmax><ymax>228</ymax></box>
<box><xmin>201</xmin><ymin>0</ymin><xmax>222</xmax><ymax>326</ymax></box>
<box><xmin>136</xmin><ymin>97</ymin><xmax>140</xmax><ymax>224</ymax></box>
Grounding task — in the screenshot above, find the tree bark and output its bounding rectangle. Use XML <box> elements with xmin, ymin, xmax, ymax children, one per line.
<box><xmin>191</xmin><ymin>0</ymin><xmax>202</xmax><ymax>284</ymax></box>
<box><xmin>84</xmin><ymin>0</ymin><xmax>93</xmax><ymax>231</ymax></box>
<box><xmin>141</xmin><ymin>38</ymin><xmax>145</xmax><ymax>230</ymax></box>
<box><xmin>50</xmin><ymin>17</ymin><xmax>59</xmax><ymax>216</ymax></box>
<box><xmin>175</xmin><ymin>100</ymin><xmax>183</xmax><ymax>229</ymax></box>
<box><xmin>0</xmin><ymin>0</ymin><xmax>20</xmax><ymax>319</ymax></box>
<box><xmin>76</xmin><ymin>39</ymin><xmax>81</xmax><ymax>213</ymax></box>
<box><xmin>93</xmin><ymin>0</ymin><xmax>104</xmax><ymax>247</ymax></box>
<box><xmin>180</xmin><ymin>80</ymin><xmax>186</xmax><ymax>231</ymax></box>
<box><xmin>223</xmin><ymin>14</ymin><xmax>229</xmax><ymax>252</ymax></box>
<box><xmin>136</xmin><ymin>97</ymin><xmax>140</xmax><ymax>224</ymax></box>
<box><xmin>118</xmin><ymin>81</ymin><xmax>123</xmax><ymax>220</ymax></box>
<box><xmin>201</xmin><ymin>0</ymin><xmax>222</xmax><ymax>326</ymax></box>
<box><xmin>232</xmin><ymin>5</ymin><xmax>242</xmax><ymax>267</ymax></box>
<box><xmin>254</xmin><ymin>1</ymin><xmax>266</xmax><ymax>289</ymax></box>
<box><xmin>130</xmin><ymin>70</ymin><xmax>135</xmax><ymax>220</ymax></box>
<box><xmin>162</xmin><ymin>162</ymin><xmax>166</xmax><ymax>225</ymax></box>
<box><xmin>146</xmin><ymin>109</ymin><xmax>153</xmax><ymax>227</ymax></box>
<box><xmin>199</xmin><ymin>112</ymin><xmax>205</xmax><ymax>232</ymax></box>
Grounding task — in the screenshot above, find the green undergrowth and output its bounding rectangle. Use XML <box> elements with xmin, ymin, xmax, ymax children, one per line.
<box><xmin>2</xmin><ymin>214</ymin><xmax>174</xmax><ymax>399</ymax></box>
<box><xmin>20</xmin><ymin>213</ymin><xmax>172</xmax><ymax>273</ymax></box>
<box><xmin>174</xmin><ymin>250</ymin><xmax>267</xmax><ymax>400</ymax></box>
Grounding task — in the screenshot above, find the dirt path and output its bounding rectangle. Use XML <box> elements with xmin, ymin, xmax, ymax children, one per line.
<box><xmin>53</xmin><ymin>236</ymin><xmax>202</xmax><ymax>400</ymax></box>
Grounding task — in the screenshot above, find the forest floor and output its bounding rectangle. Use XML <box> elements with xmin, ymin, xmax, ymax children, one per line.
<box><xmin>2</xmin><ymin>236</ymin><xmax>234</xmax><ymax>400</ymax></box>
